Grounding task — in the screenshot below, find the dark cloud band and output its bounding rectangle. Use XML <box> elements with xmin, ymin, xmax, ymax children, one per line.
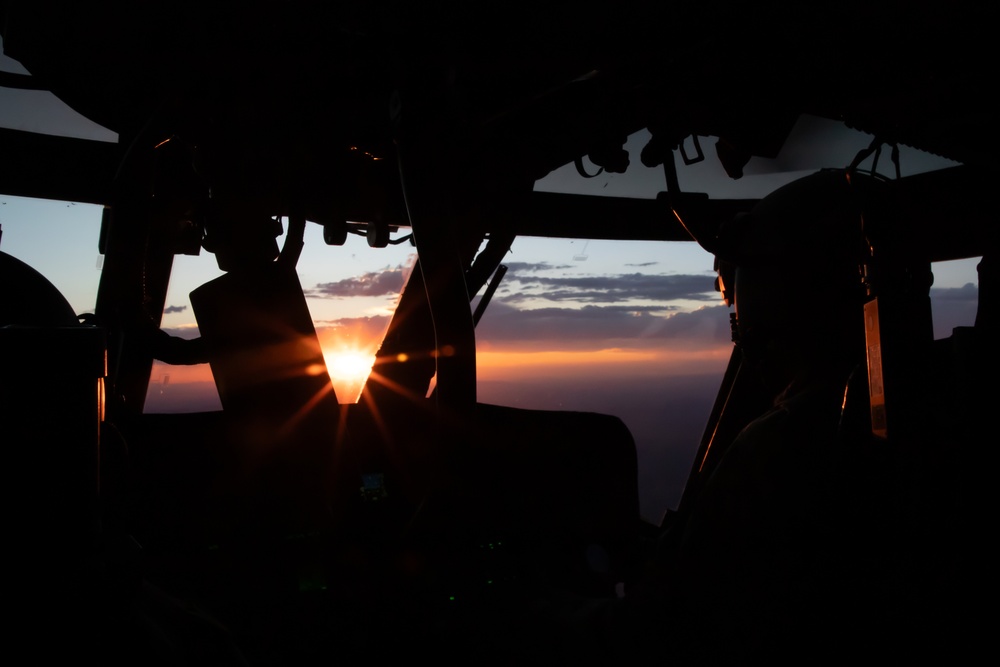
<box><xmin>502</xmin><ymin>271</ymin><xmax>717</xmax><ymax>304</ymax></box>
<box><xmin>308</xmin><ymin>265</ymin><xmax>406</xmax><ymax>298</ymax></box>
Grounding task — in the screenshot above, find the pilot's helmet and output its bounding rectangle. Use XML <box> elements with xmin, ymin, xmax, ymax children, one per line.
<box><xmin>716</xmin><ymin>169</ymin><xmax>881</xmax><ymax>365</ymax></box>
<box><xmin>201</xmin><ymin>197</ymin><xmax>283</xmax><ymax>272</ymax></box>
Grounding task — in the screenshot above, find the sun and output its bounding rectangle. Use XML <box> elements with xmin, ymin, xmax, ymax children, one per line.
<box><xmin>323</xmin><ymin>348</ymin><xmax>376</xmax><ymax>403</ymax></box>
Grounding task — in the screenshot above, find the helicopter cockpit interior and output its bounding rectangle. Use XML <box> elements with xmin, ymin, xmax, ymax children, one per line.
<box><xmin>1</xmin><ymin>2</ymin><xmax>994</xmax><ymax>663</ymax></box>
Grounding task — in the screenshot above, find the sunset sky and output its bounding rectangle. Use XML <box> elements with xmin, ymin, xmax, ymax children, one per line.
<box><xmin>1</xmin><ymin>39</ymin><xmax>983</xmax><ymax>518</ymax></box>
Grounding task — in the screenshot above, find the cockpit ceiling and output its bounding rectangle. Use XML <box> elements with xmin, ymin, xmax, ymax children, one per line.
<box><xmin>2</xmin><ymin>2</ymin><xmax>993</xmax><ymax>170</ymax></box>
<box><xmin>1</xmin><ymin>3</ymin><xmax>994</xmax><ymax>261</ymax></box>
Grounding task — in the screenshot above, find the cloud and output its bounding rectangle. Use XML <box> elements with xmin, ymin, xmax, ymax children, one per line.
<box><xmin>504</xmin><ymin>261</ymin><xmax>573</xmax><ymax>273</ymax></box>
<box><xmin>306</xmin><ymin>299</ymin><xmax>730</xmax><ymax>355</ymax></box>
<box><xmin>164</xmin><ymin>304</ymin><xmax>187</xmax><ymax>314</ymax></box>
<box><xmin>476</xmin><ymin>302</ymin><xmax>731</xmax><ymax>350</ymax></box>
<box><xmin>625</xmin><ymin>261</ymin><xmax>659</xmax><ymax>267</ymax></box>
<box><xmin>161</xmin><ymin>325</ymin><xmax>201</xmax><ymax>340</ymax></box>
<box><xmin>500</xmin><ymin>272</ymin><xmax>718</xmax><ymax>304</ymax></box>
<box><xmin>930</xmin><ymin>283</ymin><xmax>979</xmax><ymax>338</ymax></box>
<box><xmin>296</xmin><ymin>259</ymin><xmax>729</xmax><ymax>357</ymax></box>
<box><xmin>308</xmin><ymin>265</ymin><xmax>405</xmax><ymax>298</ymax></box>
<box><xmin>930</xmin><ymin>283</ymin><xmax>977</xmax><ymax>302</ymax></box>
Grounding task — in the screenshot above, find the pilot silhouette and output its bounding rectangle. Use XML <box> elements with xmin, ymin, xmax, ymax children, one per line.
<box><xmin>667</xmin><ymin>169</ymin><xmax>878</xmax><ymax>660</ymax></box>
<box><xmin>521</xmin><ymin>170</ymin><xmax>888</xmax><ymax>662</ymax></box>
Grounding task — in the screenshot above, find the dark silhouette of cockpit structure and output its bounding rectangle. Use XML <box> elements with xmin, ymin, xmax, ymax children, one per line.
<box><xmin>1</xmin><ymin>2</ymin><xmax>994</xmax><ymax>662</ymax></box>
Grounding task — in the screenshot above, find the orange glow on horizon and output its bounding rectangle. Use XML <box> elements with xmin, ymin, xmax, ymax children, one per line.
<box><xmin>148</xmin><ymin>342</ymin><xmax>732</xmax><ymax>408</ymax></box>
<box><xmin>477</xmin><ymin>346</ymin><xmax>731</xmax><ymax>380</ymax></box>
<box><xmin>481</xmin><ymin>348</ymin><xmax>658</xmax><ymax>367</ymax></box>
<box><xmin>148</xmin><ymin>361</ymin><xmax>215</xmax><ymax>385</ymax></box>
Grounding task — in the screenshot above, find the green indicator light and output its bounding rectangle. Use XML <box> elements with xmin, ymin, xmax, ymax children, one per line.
<box><xmin>487</xmin><ymin>580</ymin><xmax>493</xmax><ymax>584</ymax></box>
<box><xmin>449</xmin><ymin>596</ymin><xmax>455</xmax><ymax>601</ymax></box>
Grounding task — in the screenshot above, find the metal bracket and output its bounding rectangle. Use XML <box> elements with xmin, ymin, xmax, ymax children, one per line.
<box><xmin>679</xmin><ymin>134</ymin><xmax>705</xmax><ymax>166</ymax></box>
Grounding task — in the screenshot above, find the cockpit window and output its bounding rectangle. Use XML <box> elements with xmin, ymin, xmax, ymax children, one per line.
<box><xmin>296</xmin><ymin>222</ymin><xmax>416</xmax><ymax>403</ymax></box>
<box><xmin>474</xmin><ymin>235</ymin><xmax>730</xmax><ymax>522</ymax></box>
<box><xmin>144</xmin><ymin>220</ymin><xmax>415</xmax><ymax>412</ymax></box>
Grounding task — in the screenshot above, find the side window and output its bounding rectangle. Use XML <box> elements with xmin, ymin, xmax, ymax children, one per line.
<box><xmin>474</xmin><ymin>236</ymin><xmax>731</xmax><ymax>523</ymax></box>
<box><xmin>0</xmin><ymin>195</ymin><xmax>103</xmax><ymax>316</ymax></box>
<box><xmin>930</xmin><ymin>257</ymin><xmax>981</xmax><ymax>340</ymax></box>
